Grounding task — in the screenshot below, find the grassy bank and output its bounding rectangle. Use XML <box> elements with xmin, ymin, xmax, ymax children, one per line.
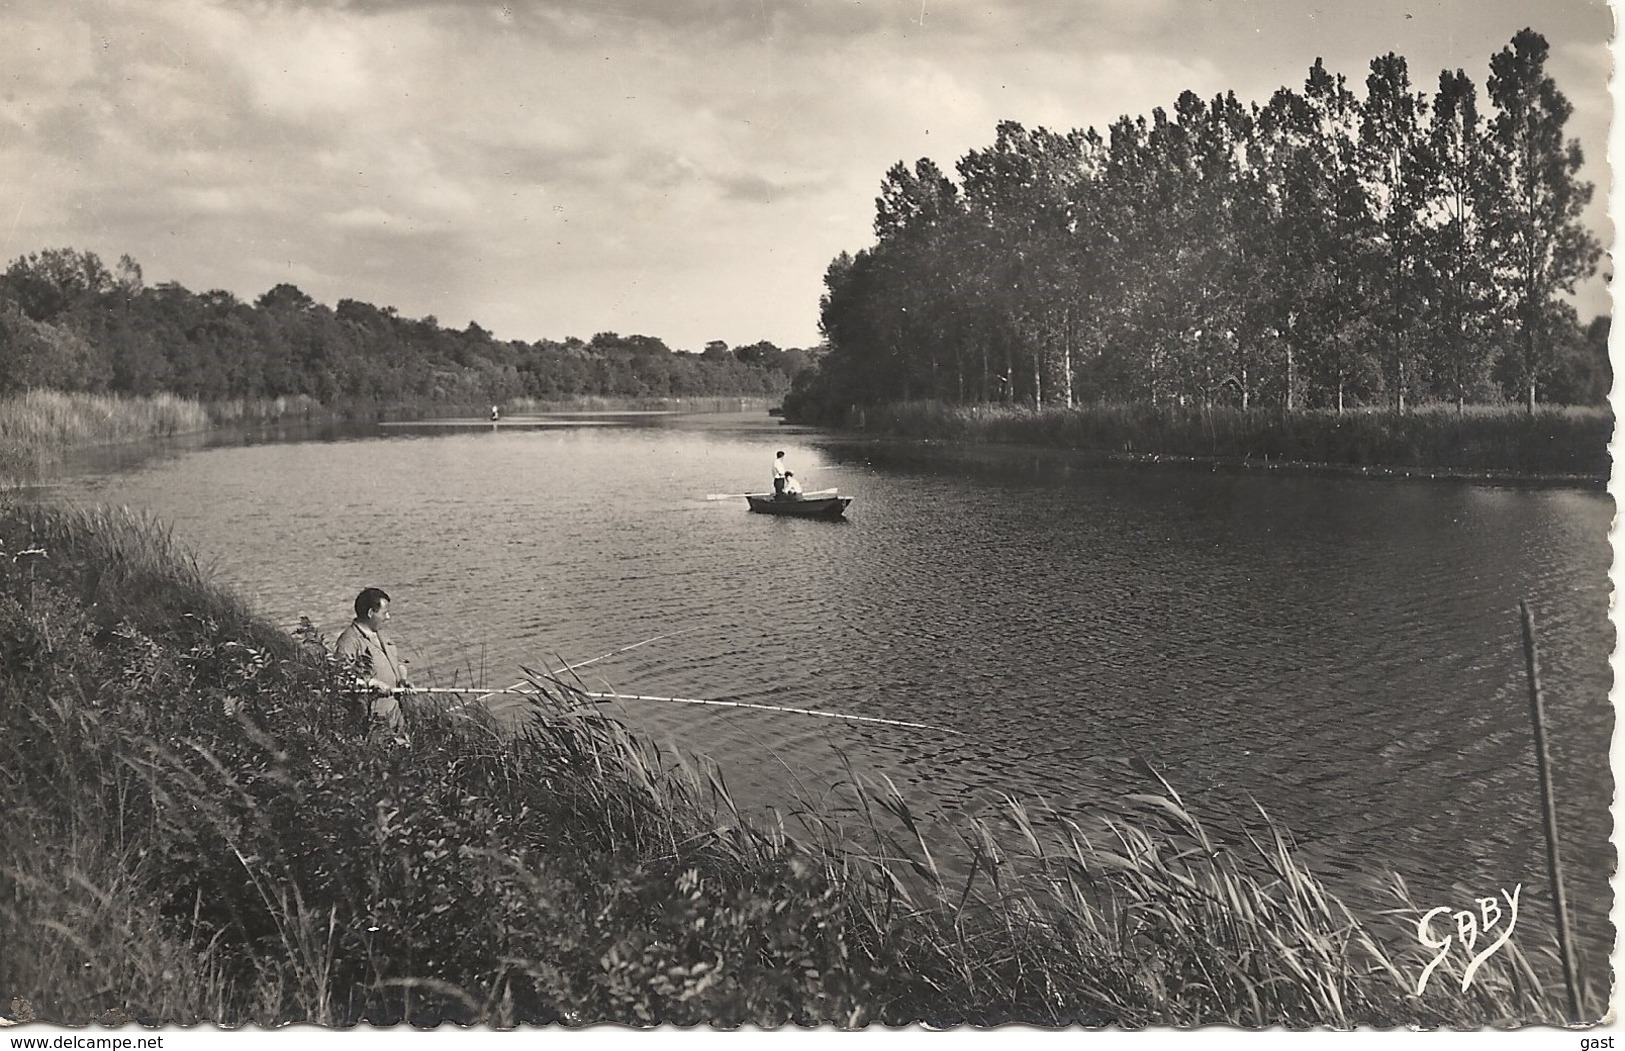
<box><xmin>0</xmin><ymin>390</ymin><xmax>779</xmax><ymax>487</ymax></box>
<box><xmin>0</xmin><ymin>391</ymin><xmax>213</xmax><ymax>484</ymax></box>
<box><xmin>826</xmin><ymin>401</ymin><xmax>1613</xmax><ymax>483</ymax></box>
<box><xmin>0</xmin><ymin>502</ymin><xmax>1593</xmax><ymax>1027</ymax></box>
<box><xmin>208</xmin><ymin>393</ymin><xmax>776</xmax><ymax>425</ymax></box>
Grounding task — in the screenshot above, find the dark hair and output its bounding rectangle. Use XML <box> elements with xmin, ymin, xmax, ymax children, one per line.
<box><xmin>776</xmin><ymin>450</ymin><xmax>785</xmax><ymax>457</ymax></box>
<box><xmin>354</xmin><ymin>587</ymin><xmax>391</xmax><ymax>619</ymax></box>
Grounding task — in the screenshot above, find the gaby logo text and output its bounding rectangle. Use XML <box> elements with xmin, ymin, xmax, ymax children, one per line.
<box><xmin>1415</xmin><ymin>884</ymin><xmax>1522</xmax><ymax>995</ymax></box>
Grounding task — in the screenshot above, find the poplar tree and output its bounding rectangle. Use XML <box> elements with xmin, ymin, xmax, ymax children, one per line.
<box><xmin>1420</xmin><ymin>69</ymin><xmax>1496</xmax><ymax>412</ymax></box>
<box><xmin>1481</xmin><ymin>28</ymin><xmax>1601</xmax><ymax>413</ymax></box>
<box><xmin>1359</xmin><ymin>53</ymin><xmax>1431</xmax><ymax>413</ymax></box>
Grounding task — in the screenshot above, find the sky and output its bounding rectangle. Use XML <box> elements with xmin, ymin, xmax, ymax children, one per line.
<box><xmin>0</xmin><ymin>0</ymin><xmax>1613</xmax><ymax>352</ymax></box>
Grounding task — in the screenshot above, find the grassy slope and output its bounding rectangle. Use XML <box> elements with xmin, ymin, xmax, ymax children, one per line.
<box><xmin>0</xmin><ymin>502</ymin><xmax>1588</xmax><ymax>1027</ymax></box>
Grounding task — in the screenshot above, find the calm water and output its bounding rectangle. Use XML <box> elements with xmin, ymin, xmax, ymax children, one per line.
<box><xmin>47</xmin><ymin>412</ymin><xmax>1616</xmax><ymax>975</ymax></box>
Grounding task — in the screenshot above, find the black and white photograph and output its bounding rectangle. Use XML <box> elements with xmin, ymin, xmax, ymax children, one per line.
<box><xmin>0</xmin><ymin>0</ymin><xmax>1615</xmax><ymax>1035</ymax></box>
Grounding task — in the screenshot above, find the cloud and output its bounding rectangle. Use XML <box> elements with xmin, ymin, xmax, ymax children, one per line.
<box><xmin>711</xmin><ymin>171</ymin><xmax>825</xmax><ymax>204</ymax></box>
<box><xmin>1</xmin><ymin>0</ymin><xmax>1610</xmax><ymax>347</ymax></box>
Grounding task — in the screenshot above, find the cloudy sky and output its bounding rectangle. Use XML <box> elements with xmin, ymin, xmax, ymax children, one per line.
<box><xmin>2</xmin><ymin>0</ymin><xmax>1613</xmax><ymax>351</ymax></box>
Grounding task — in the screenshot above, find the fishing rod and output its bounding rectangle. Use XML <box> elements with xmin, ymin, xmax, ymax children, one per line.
<box><xmin>391</xmin><ymin>685</ymin><xmax>962</xmax><ymax>736</ymax></box>
<box><xmin>384</xmin><ymin>632</ymin><xmax>687</xmax><ymax>700</ymax></box>
<box><xmin>396</xmin><ymin>686</ymin><xmax>534</xmax><ymax>696</ymax></box>
<box><xmin>580</xmin><ymin>692</ymin><xmax>963</xmax><ymax>736</ymax></box>
<box><xmin>556</xmin><ymin>630</ymin><xmax>689</xmax><ymax>675</ymax></box>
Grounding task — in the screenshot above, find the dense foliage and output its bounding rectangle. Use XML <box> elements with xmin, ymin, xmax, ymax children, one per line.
<box><xmin>0</xmin><ymin>253</ymin><xmax>814</xmax><ymax>405</ymax></box>
<box><xmin>790</xmin><ymin>29</ymin><xmax>1606</xmax><ymax>422</ymax></box>
<box><xmin>0</xmin><ymin>503</ymin><xmax>1590</xmax><ymax>1026</ymax></box>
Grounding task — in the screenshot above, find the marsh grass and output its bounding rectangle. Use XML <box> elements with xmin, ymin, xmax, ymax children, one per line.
<box><xmin>0</xmin><ymin>390</ymin><xmax>212</xmax><ymax>485</ymax></box>
<box><xmin>853</xmin><ymin>401</ymin><xmax>1612</xmax><ymax>481</ymax></box>
<box><xmin>0</xmin><ymin>502</ymin><xmax>1589</xmax><ymax>1027</ymax></box>
<box><xmin>0</xmin><ymin>390</ymin><xmax>775</xmax><ymax>487</ymax></box>
<box><xmin>498</xmin><ymin>395</ymin><xmax>777</xmax><ymax>414</ymax></box>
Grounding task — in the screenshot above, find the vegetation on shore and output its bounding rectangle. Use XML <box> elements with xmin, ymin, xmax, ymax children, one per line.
<box><xmin>812</xmin><ymin>400</ymin><xmax>1612</xmax><ymax>482</ymax></box>
<box><xmin>0</xmin><ymin>502</ymin><xmax>1593</xmax><ymax>1027</ymax></box>
<box><xmin>795</xmin><ymin>30</ymin><xmax>1605</xmax><ymax>427</ymax></box>
<box><xmin>0</xmin><ymin>389</ymin><xmax>782</xmax><ymax>487</ymax></box>
<box><xmin>0</xmin><ymin>390</ymin><xmax>213</xmax><ymax>484</ymax></box>
<box><xmin>0</xmin><ymin>247</ymin><xmax>814</xmax><ymax>408</ymax></box>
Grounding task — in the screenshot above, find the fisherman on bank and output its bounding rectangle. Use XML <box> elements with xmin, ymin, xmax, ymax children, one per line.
<box><xmin>773</xmin><ymin>450</ymin><xmax>789</xmax><ymax>498</ymax></box>
<box><xmin>334</xmin><ymin>586</ymin><xmax>412</xmax><ymax>729</ymax></box>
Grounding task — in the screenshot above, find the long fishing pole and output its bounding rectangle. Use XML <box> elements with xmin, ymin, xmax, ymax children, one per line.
<box><xmin>580</xmin><ymin>691</ymin><xmax>962</xmax><ymax>736</ymax></box>
<box><xmin>396</xmin><ymin>686</ymin><xmax>535</xmax><ymax>696</ymax></box>
<box><xmin>554</xmin><ymin>630</ymin><xmax>690</xmax><ymax>675</ymax></box>
<box><xmin>392</xmin><ymin>685</ymin><xmax>962</xmax><ymax>736</ymax></box>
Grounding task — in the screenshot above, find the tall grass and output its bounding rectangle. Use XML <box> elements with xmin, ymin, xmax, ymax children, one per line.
<box><xmin>0</xmin><ymin>390</ymin><xmax>212</xmax><ymax>484</ymax></box>
<box><xmin>846</xmin><ymin>401</ymin><xmax>1612</xmax><ymax>482</ymax></box>
<box><xmin>204</xmin><ymin>394</ymin><xmax>324</xmax><ymax>426</ymax></box>
<box><xmin>0</xmin><ymin>502</ymin><xmax>1591</xmax><ymax>1026</ymax></box>
<box><xmin>492</xmin><ymin>395</ymin><xmax>777</xmax><ymax>415</ymax></box>
<box><xmin>0</xmin><ymin>390</ymin><xmax>779</xmax><ymax>487</ymax></box>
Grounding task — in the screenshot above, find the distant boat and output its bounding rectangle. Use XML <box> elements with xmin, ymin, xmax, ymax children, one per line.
<box><xmin>767</xmin><ymin>406</ymin><xmax>785</xmax><ymax>417</ymax></box>
<box><xmin>745</xmin><ymin>490</ymin><xmax>852</xmax><ymax>518</ymax></box>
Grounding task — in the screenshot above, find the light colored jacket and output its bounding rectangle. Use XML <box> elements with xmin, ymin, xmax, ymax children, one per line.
<box><xmin>335</xmin><ymin>620</ymin><xmax>409</xmax><ymax>687</ymax></box>
<box><xmin>334</xmin><ymin>620</ymin><xmax>410</xmax><ymax>727</ymax></box>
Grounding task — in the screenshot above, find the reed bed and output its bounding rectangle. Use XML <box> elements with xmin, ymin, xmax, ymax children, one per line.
<box><xmin>205</xmin><ymin>394</ymin><xmax>325</xmax><ymax>426</ymax></box>
<box><xmin>496</xmin><ymin>394</ymin><xmax>777</xmax><ymax>414</ymax></box>
<box><xmin>848</xmin><ymin>401</ymin><xmax>1612</xmax><ymax>481</ymax></box>
<box><xmin>0</xmin><ymin>501</ymin><xmax>1590</xmax><ymax>1027</ymax></box>
<box><xmin>0</xmin><ymin>390</ymin><xmax>212</xmax><ymax>484</ymax></box>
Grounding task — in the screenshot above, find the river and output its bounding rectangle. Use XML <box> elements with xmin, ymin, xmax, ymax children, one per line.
<box><xmin>42</xmin><ymin>410</ymin><xmax>1616</xmax><ymax>982</ymax></box>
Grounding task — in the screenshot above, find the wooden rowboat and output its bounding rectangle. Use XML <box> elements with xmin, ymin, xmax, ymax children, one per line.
<box><xmin>745</xmin><ymin>489</ymin><xmax>852</xmax><ymax>518</ymax></box>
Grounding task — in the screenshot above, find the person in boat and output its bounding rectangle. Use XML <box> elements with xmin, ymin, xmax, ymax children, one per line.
<box><xmin>773</xmin><ymin>450</ymin><xmax>789</xmax><ymax>498</ymax></box>
<box><xmin>783</xmin><ymin>471</ymin><xmax>804</xmax><ymax>499</ymax></box>
<box><xmin>334</xmin><ymin>586</ymin><xmax>412</xmax><ymax>729</ymax></box>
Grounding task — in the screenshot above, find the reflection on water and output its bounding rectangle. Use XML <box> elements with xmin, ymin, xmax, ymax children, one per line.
<box><xmin>48</xmin><ymin>412</ymin><xmax>1615</xmax><ymax>974</ymax></box>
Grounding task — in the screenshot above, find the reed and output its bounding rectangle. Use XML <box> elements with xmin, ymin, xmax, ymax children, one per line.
<box><xmin>497</xmin><ymin>394</ymin><xmax>778</xmax><ymax>414</ymax></box>
<box><xmin>204</xmin><ymin>394</ymin><xmax>324</xmax><ymax>425</ymax></box>
<box><xmin>0</xmin><ymin>390</ymin><xmax>213</xmax><ymax>485</ymax></box>
<box><xmin>0</xmin><ymin>501</ymin><xmax>1589</xmax><ymax>1027</ymax></box>
<box><xmin>848</xmin><ymin>400</ymin><xmax>1611</xmax><ymax>481</ymax></box>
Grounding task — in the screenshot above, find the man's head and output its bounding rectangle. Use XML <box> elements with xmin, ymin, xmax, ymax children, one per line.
<box><xmin>354</xmin><ymin>587</ymin><xmax>391</xmax><ymax>630</ymax></box>
<box><xmin>776</xmin><ymin>450</ymin><xmax>785</xmax><ymax>459</ymax></box>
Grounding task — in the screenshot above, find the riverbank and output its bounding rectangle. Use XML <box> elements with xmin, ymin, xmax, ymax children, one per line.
<box><xmin>0</xmin><ymin>390</ymin><xmax>213</xmax><ymax>484</ymax></box>
<box><xmin>0</xmin><ymin>501</ymin><xmax>1590</xmax><ymax>1027</ymax></box>
<box><xmin>799</xmin><ymin>401</ymin><xmax>1613</xmax><ymax>486</ymax></box>
<box><xmin>0</xmin><ymin>390</ymin><xmax>780</xmax><ymax>487</ymax></box>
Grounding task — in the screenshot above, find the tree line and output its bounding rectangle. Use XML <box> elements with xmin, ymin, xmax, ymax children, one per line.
<box><xmin>790</xmin><ymin>29</ymin><xmax>1607</xmax><ymax>421</ymax></box>
<box><xmin>0</xmin><ymin>250</ymin><xmax>814</xmax><ymax>405</ymax></box>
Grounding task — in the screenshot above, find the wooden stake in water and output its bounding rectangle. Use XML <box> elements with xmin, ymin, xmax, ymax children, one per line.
<box><xmin>1519</xmin><ymin>598</ymin><xmax>1581</xmax><ymax>1020</ymax></box>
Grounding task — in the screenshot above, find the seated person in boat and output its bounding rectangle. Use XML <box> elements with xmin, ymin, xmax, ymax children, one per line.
<box><xmin>783</xmin><ymin>471</ymin><xmax>804</xmax><ymax>499</ymax></box>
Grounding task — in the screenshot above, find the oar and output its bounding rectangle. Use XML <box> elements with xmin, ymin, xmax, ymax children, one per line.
<box><xmin>706</xmin><ymin>488</ymin><xmax>838</xmax><ymax>500</ymax></box>
<box><xmin>706</xmin><ymin>469</ymin><xmax>844</xmax><ymax>500</ymax></box>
